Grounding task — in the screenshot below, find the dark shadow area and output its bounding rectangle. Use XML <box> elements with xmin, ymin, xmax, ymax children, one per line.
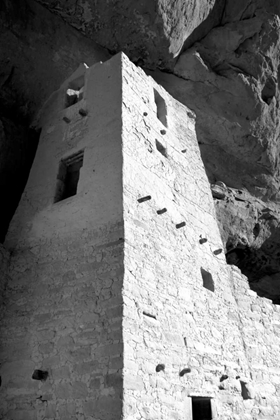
<box><xmin>155</xmin><ymin>139</ymin><xmax>168</xmax><ymax>157</ymax></box>
<box><xmin>191</xmin><ymin>397</ymin><xmax>212</xmax><ymax>420</ymax></box>
<box><xmin>154</xmin><ymin>88</ymin><xmax>168</xmax><ymax>127</ymax></box>
<box><xmin>226</xmin><ymin>234</ymin><xmax>280</xmax><ymax>304</ymax></box>
<box><xmin>54</xmin><ymin>151</ymin><xmax>84</xmax><ymax>203</ymax></box>
<box><xmin>240</xmin><ymin>381</ymin><xmax>251</xmax><ymax>400</ymax></box>
<box><xmin>0</xmin><ymin>115</ymin><xmax>40</xmax><ymax>242</ymax></box>
<box><xmin>201</xmin><ymin>268</ymin><xmax>215</xmax><ymax>292</ymax></box>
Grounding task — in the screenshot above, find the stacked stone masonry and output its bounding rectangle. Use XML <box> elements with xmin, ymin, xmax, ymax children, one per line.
<box><xmin>0</xmin><ymin>53</ymin><xmax>280</xmax><ymax>419</ymax></box>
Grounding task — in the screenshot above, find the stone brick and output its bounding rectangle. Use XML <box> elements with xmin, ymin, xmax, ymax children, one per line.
<box><xmin>72</xmin><ymin>381</ymin><xmax>88</xmax><ymax>399</ymax></box>
<box><xmin>58</xmin><ymin>402</ymin><xmax>76</xmax><ymax>418</ymax></box>
<box><xmin>45</xmin><ymin>403</ymin><xmax>56</xmax><ymax>418</ymax></box>
<box><xmin>56</xmin><ymin>336</ymin><xmax>75</xmax><ymax>352</ymax></box>
<box><xmin>83</xmin><ymin>399</ymin><xmax>97</xmax><ymax>416</ymax></box>
<box><xmin>69</xmin><ymin>346</ymin><xmax>91</xmax><ymax>362</ymax></box>
<box><xmin>55</xmin><ymin>382</ymin><xmax>72</xmax><ymax>400</ymax></box>
<box><xmin>97</xmin><ymin>396</ymin><xmax>122</xmax><ymax>414</ymax></box>
<box><xmin>94</xmin><ymin>343</ymin><xmax>123</xmax><ymax>358</ymax></box>
<box><xmin>109</xmin><ymin>356</ymin><xmax>123</xmax><ymax>370</ymax></box>
<box><xmin>89</xmin><ymin>377</ymin><xmax>101</xmax><ymax>390</ymax></box>
<box><xmin>52</xmin><ymin>366</ymin><xmax>71</xmax><ymax>380</ymax></box>
<box><xmin>6</xmin><ymin>410</ymin><xmax>36</xmax><ymax>420</ymax></box>
<box><xmin>74</xmin><ymin>360</ymin><xmax>100</xmax><ymax>376</ymax></box>
<box><xmin>38</xmin><ymin>342</ymin><xmax>54</xmax><ymax>354</ymax></box>
<box><xmin>105</xmin><ymin>373</ymin><xmax>122</xmax><ymax>388</ymax></box>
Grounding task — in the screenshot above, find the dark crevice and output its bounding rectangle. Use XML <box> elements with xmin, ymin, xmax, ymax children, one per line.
<box><xmin>226</xmin><ymin>240</ymin><xmax>280</xmax><ymax>304</ymax></box>
<box><xmin>261</xmin><ymin>77</ymin><xmax>276</xmax><ymax>105</ymax></box>
<box><xmin>253</xmin><ymin>223</ymin><xmax>260</xmax><ymax>239</ymax></box>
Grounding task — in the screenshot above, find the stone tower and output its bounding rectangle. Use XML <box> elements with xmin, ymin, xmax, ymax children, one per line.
<box><xmin>1</xmin><ymin>53</ymin><xmax>280</xmax><ymax>420</ymax></box>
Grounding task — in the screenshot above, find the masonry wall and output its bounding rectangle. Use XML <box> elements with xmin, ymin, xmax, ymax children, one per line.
<box><xmin>0</xmin><ymin>56</ymin><xmax>125</xmax><ymax>420</ymax></box>
<box><xmin>120</xmin><ymin>54</ymin><xmax>280</xmax><ymax>420</ymax></box>
<box><xmin>230</xmin><ymin>266</ymin><xmax>280</xmax><ymax>418</ymax></box>
<box><xmin>1</xmin><ymin>52</ymin><xmax>280</xmax><ymax>420</ymax></box>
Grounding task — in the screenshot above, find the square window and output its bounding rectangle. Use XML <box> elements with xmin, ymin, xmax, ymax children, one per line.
<box><xmin>54</xmin><ymin>151</ymin><xmax>84</xmax><ymax>202</ymax></box>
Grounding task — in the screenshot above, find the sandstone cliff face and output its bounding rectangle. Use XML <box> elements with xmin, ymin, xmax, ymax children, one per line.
<box><xmin>1</xmin><ymin>0</ymin><xmax>280</xmax><ymax>299</ymax></box>
<box><xmin>33</xmin><ymin>0</ymin><xmax>222</xmax><ymax>68</ymax></box>
<box><xmin>174</xmin><ymin>1</ymin><xmax>280</xmax><ymax>201</ymax></box>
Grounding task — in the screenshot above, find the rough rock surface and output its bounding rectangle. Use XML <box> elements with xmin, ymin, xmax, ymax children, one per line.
<box><xmin>33</xmin><ymin>0</ymin><xmax>222</xmax><ymax>68</ymax></box>
<box><xmin>0</xmin><ymin>0</ymin><xmax>109</xmax><ymax>121</ymax></box>
<box><xmin>155</xmin><ymin>1</ymin><xmax>280</xmax><ymax>201</ymax></box>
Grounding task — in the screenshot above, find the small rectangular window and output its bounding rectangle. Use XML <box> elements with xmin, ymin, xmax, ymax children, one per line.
<box><xmin>201</xmin><ymin>268</ymin><xmax>215</xmax><ymax>292</ymax></box>
<box><xmin>54</xmin><ymin>151</ymin><xmax>84</xmax><ymax>202</ymax></box>
<box><xmin>192</xmin><ymin>397</ymin><xmax>212</xmax><ymax>420</ymax></box>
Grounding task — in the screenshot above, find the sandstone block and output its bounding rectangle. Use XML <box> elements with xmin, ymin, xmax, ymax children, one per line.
<box><xmin>74</xmin><ymin>360</ymin><xmax>100</xmax><ymax>376</ymax></box>
<box><xmin>97</xmin><ymin>396</ymin><xmax>122</xmax><ymax>414</ymax></box>
<box><xmin>72</xmin><ymin>381</ymin><xmax>88</xmax><ymax>399</ymax></box>
<box><xmin>95</xmin><ymin>343</ymin><xmax>123</xmax><ymax>358</ymax></box>
<box><xmin>52</xmin><ymin>366</ymin><xmax>71</xmax><ymax>380</ymax></box>
<box><xmin>83</xmin><ymin>399</ymin><xmax>97</xmax><ymax>416</ymax></box>
<box><xmin>55</xmin><ymin>382</ymin><xmax>72</xmax><ymax>400</ymax></box>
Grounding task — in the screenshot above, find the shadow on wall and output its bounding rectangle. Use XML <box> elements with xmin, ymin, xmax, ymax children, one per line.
<box><xmin>0</xmin><ymin>117</ymin><xmax>40</xmax><ymax>242</ymax></box>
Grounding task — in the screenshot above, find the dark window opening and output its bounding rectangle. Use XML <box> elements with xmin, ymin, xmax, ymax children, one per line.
<box><xmin>155</xmin><ymin>139</ymin><xmax>168</xmax><ymax>157</ymax></box>
<box><xmin>54</xmin><ymin>151</ymin><xmax>84</xmax><ymax>202</ymax></box>
<box><xmin>143</xmin><ymin>311</ymin><xmax>156</xmax><ymax>320</ymax></box>
<box><xmin>65</xmin><ymin>75</ymin><xmax>84</xmax><ymax>108</ymax></box>
<box><xmin>137</xmin><ymin>195</ymin><xmax>151</xmax><ymax>203</ymax></box>
<box><xmin>176</xmin><ymin>222</ymin><xmax>186</xmax><ymax>229</ymax></box>
<box><xmin>192</xmin><ymin>397</ymin><xmax>212</xmax><ymax>420</ymax></box>
<box><xmin>154</xmin><ymin>89</ymin><xmax>168</xmax><ymax>127</ymax></box>
<box><xmin>201</xmin><ymin>268</ymin><xmax>214</xmax><ymax>292</ymax></box>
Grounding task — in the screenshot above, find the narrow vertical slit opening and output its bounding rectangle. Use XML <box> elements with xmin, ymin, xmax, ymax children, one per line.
<box><xmin>201</xmin><ymin>268</ymin><xmax>214</xmax><ymax>292</ymax></box>
<box><xmin>154</xmin><ymin>89</ymin><xmax>168</xmax><ymax>127</ymax></box>
<box><xmin>155</xmin><ymin>139</ymin><xmax>168</xmax><ymax>157</ymax></box>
